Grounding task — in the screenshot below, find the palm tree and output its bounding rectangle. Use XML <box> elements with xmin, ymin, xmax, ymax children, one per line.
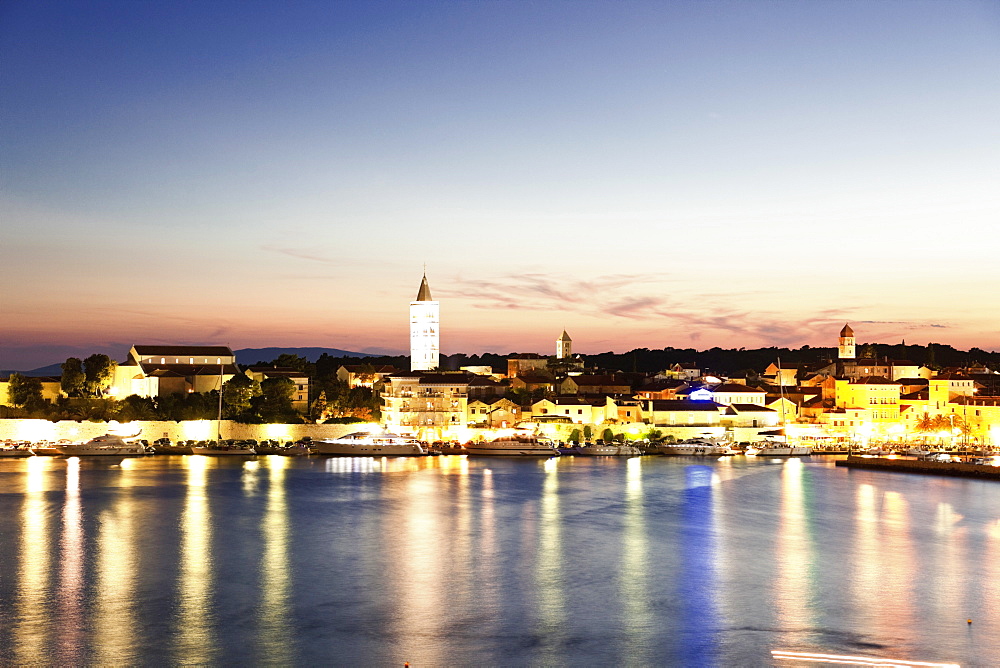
<box><xmin>914</xmin><ymin>413</ymin><xmax>934</xmax><ymax>443</ymax></box>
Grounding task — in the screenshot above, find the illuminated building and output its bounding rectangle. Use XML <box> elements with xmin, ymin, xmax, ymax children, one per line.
<box><xmin>409</xmin><ymin>273</ymin><xmax>439</xmax><ymax>372</ymax></box>
<box><xmin>381</xmin><ymin>372</ymin><xmax>469</xmax><ymax>441</ymax></box>
<box><xmin>111</xmin><ymin>345</ymin><xmax>238</xmax><ymax>398</ymax></box>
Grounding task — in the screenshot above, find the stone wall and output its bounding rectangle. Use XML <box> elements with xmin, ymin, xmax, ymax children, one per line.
<box><xmin>0</xmin><ymin>419</ymin><xmax>375</xmax><ymax>444</ymax></box>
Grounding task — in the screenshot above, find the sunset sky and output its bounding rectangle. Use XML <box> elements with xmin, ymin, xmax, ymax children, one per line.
<box><xmin>3</xmin><ymin>0</ymin><xmax>999</xmax><ymax>369</ymax></box>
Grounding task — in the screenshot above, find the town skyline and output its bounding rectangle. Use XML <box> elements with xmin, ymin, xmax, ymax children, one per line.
<box><xmin>3</xmin><ymin>1</ymin><xmax>999</xmax><ymax>369</ymax></box>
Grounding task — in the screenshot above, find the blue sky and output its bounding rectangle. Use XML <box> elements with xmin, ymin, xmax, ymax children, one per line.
<box><xmin>3</xmin><ymin>0</ymin><xmax>999</xmax><ymax>368</ymax></box>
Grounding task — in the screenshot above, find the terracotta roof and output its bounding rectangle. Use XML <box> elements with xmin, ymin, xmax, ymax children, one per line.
<box><xmin>729</xmin><ymin>403</ymin><xmax>777</xmax><ymax>413</ymax></box>
<box><xmin>133</xmin><ymin>345</ymin><xmax>234</xmax><ymax>357</ymax></box>
<box><xmin>140</xmin><ymin>363</ymin><xmax>240</xmax><ymax>375</ymax></box>
<box><xmin>851</xmin><ymin>376</ymin><xmax>898</xmax><ymax>385</ymax></box>
<box><xmin>646</xmin><ymin>400</ymin><xmax>724</xmax><ymax>412</ymax></box>
<box><xmin>712</xmin><ymin>383</ymin><xmax>765</xmax><ymax>393</ymax></box>
<box><xmin>934</xmin><ymin>372</ymin><xmax>973</xmax><ymax>381</ymax></box>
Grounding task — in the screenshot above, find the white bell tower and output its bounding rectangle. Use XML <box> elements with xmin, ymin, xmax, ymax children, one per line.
<box><xmin>410</xmin><ymin>272</ymin><xmax>439</xmax><ymax>371</ymax></box>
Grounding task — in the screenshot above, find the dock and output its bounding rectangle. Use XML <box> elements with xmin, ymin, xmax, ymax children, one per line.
<box><xmin>836</xmin><ymin>455</ymin><xmax>1000</xmax><ymax>480</ymax></box>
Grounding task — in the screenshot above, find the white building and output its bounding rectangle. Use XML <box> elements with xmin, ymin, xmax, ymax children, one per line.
<box><xmin>410</xmin><ymin>273</ymin><xmax>440</xmax><ymax>371</ymax></box>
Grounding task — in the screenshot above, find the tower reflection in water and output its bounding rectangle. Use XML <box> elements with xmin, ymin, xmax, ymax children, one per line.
<box><xmin>173</xmin><ymin>456</ymin><xmax>217</xmax><ymax>664</ymax></box>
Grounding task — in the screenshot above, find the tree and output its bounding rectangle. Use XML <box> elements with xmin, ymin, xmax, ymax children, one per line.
<box><xmin>273</xmin><ymin>354</ymin><xmax>310</xmax><ymax>373</ymax></box>
<box><xmin>7</xmin><ymin>373</ymin><xmax>44</xmax><ymax>408</ymax></box>
<box><xmin>583</xmin><ymin>425</ymin><xmax>593</xmax><ymax>439</ymax></box>
<box><xmin>256</xmin><ymin>377</ymin><xmax>296</xmax><ymax>422</ymax></box>
<box><xmin>83</xmin><ymin>354</ymin><xmax>117</xmax><ymax>396</ymax></box>
<box><xmin>311</xmin><ymin>390</ymin><xmax>329</xmax><ymax>422</ymax></box>
<box><xmin>61</xmin><ymin>357</ymin><xmax>86</xmax><ymax>397</ymax></box>
<box><xmin>568</xmin><ymin>428</ymin><xmax>581</xmax><ymax>444</ymax></box>
<box><xmin>602</xmin><ymin>428</ymin><xmax>614</xmax><ymax>441</ymax></box>
<box><xmin>222</xmin><ymin>373</ymin><xmax>262</xmax><ymax>416</ymax></box>
<box><xmin>116</xmin><ymin>395</ymin><xmax>160</xmax><ymax>421</ymax></box>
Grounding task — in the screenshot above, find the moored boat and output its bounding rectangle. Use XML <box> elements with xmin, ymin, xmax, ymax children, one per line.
<box><xmin>578</xmin><ymin>442</ymin><xmax>642</xmax><ymax>456</ymax></box>
<box><xmin>190</xmin><ymin>440</ymin><xmax>256</xmax><ymax>455</ymax></box>
<box><xmin>310</xmin><ymin>431</ymin><xmax>426</xmax><ymax>456</ymax></box>
<box><xmin>466</xmin><ymin>431</ymin><xmax>559</xmax><ymax>456</ymax></box>
<box><xmin>53</xmin><ymin>433</ymin><xmax>147</xmax><ymax>456</ymax></box>
<box><xmin>657</xmin><ymin>438</ymin><xmax>735</xmax><ymax>456</ymax></box>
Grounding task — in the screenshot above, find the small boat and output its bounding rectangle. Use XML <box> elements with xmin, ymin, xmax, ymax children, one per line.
<box><xmin>311</xmin><ymin>431</ymin><xmax>426</xmax><ymax>456</ymax></box>
<box><xmin>0</xmin><ymin>442</ymin><xmax>33</xmax><ymax>457</ymax></box>
<box><xmin>578</xmin><ymin>441</ymin><xmax>642</xmax><ymax>456</ymax></box>
<box><xmin>465</xmin><ymin>431</ymin><xmax>559</xmax><ymax>456</ymax></box>
<box><xmin>190</xmin><ymin>440</ymin><xmax>256</xmax><ymax>455</ymax></box>
<box><xmin>53</xmin><ymin>433</ymin><xmax>147</xmax><ymax>456</ymax></box>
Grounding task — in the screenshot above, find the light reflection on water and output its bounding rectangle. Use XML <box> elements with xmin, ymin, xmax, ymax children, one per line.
<box><xmin>0</xmin><ymin>454</ymin><xmax>997</xmax><ymax>666</ymax></box>
<box><xmin>257</xmin><ymin>456</ymin><xmax>292</xmax><ymax>664</ymax></box>
<box><xmin>174</xmin><ymin>455</ymin><xmax>217</xmax><ymax>664</ymax></box>
<box><xmin>15</xmin><ymin>456</ymin><xmax>51</xmax><ymax>663</ymax></box>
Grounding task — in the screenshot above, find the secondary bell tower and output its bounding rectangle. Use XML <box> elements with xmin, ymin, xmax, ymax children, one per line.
<box><xmin>556</xmin><ymin>330</ymin><xmax>572</xmax><ymax>359</ymax></box>
<box><xmin>838</xmin><ymin>323</ymin><xmax>856</xmax><ymax>360</ymax></box>
<box><xmin>410</xmin><ymin>272</ymin><xmax>440</xmax><ymax>371</ymax></box>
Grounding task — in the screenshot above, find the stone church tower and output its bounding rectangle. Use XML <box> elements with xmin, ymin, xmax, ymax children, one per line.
<box><xmin>410</xmin><ymin>273</ymin><xmax>439</xmax><ymax>371</ymax></box>
<box><xmin>556</xmin><ymin>330</ymin><xmax>572</xmax><ymax>359</ymax></box>
<box><xmin>838</xmin><ymin>323</ymin><xmax>856</xmax><ymax>360</ymax></box>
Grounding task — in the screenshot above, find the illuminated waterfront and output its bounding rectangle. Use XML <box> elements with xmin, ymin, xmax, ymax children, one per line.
<box><xmin>0</xmin><ymin>455</ymin><xmax>996</xmax><ymax>665</ymax></box>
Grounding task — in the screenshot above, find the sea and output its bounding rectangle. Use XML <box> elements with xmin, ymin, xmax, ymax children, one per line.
<box><xmin>0</xmin><ymin>454</ymin><xmax>997</xmax><ymax>666</ymax></box>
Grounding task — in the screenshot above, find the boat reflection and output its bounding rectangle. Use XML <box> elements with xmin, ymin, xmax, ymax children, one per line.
<box><xmin>621</xmin><ymin>457</ymin><xmax>652</xmax><ymax>665</ymax></box>
<box><xmin>257</xmin><ymin>456</ymin><xmax>292</xmax><ymax>663</ymax></box>
<box><xmin>94</xmin><ymin>461</ymin><xmax>138</xmax><ymax>664</ymax></box>
<box><xmin>774</xmin><ymin>459</ymin><xmax>814</xmax><ymax>630</ymax></box>
<box><xmin>535</xmin><ymin>457</ymin><xmax>566</xmax><ymax>661</ymax></box>
<box><xmin>57</xmin><ymin>458</ymin><xmax>84</xmax><ymax>664</ymax></box>
<box><xmin>15</xmin><ymin>457</ymin><xmax>52</xmax><ymax>663</ymax></box>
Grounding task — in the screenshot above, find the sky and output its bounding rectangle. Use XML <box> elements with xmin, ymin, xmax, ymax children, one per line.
<box><xmin>2</xmin><ymin>0</ymin><xmax>999</xmax><ymax>369</ymax></box>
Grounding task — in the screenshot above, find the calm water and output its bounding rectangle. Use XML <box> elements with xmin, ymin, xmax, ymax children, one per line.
<box><xmin>0</xmin><ymin>454</ymin><xmax>997</xmax><ymax>667</ymax></box>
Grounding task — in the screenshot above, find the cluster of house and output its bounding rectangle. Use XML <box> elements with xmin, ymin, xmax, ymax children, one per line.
<box><xmin>343</xmin><ymin>326</ymin><xmax>998</xmax><ymax>446</ymax></box>
<box><xmin>4</xmin><ymin>324</ymin><xmax>998</xmax><ymax>446</ymax></box>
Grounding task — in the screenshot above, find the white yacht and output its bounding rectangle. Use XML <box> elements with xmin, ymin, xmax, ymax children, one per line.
<box><xmin>190</xmin><ymin>441</ymin><xmax>256</xmax><ymax>455</ymax></box>
<box><xmin>658</xmin><ymin>438</ymin><xmax>736</xmax><ymax>456</ymax></box>
<box><xmin>53</xmin><ymin>433</ymin><xmax>147</xmax><ymax>456</ymax></box>
<box><xmin>465</xmin><ymin>432</ymin><xmax>559</xmax><ymax>456</ymax></box>
<box><xmin>755</xmin><ymin>441</ymin><xmax>812</xmax><ymax>456</ymax></box>
<box><xmin>310</xmin><ymin>432</ymin><xmax>426</xmax><ymax>456</ymax></box>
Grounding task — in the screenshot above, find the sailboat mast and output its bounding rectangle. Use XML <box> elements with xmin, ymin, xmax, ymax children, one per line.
<box><xmin>217</xmin><ymin>361</ymin><xmax>224</xmax><ymax>442</ymax></box>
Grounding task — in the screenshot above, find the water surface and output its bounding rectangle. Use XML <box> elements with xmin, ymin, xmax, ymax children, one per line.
<box><xmin>0</xmin><ymin>454</ymin><xmax>996</xmax><ymax>666</ymax></box>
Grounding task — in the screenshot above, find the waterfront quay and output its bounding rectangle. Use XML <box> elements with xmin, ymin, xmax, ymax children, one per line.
<box><xmin>1</xmin><ymin>454</ymin><xmax>996</xmax><ymax>666</ymax></box>
<box><xmin>837</xmin><ymin>454</ymin><xmax>1000</xmax><ymax>479</ymax></box>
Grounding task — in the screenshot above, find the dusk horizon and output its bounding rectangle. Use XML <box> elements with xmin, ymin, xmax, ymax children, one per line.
<box><xmin>4</xmin><ymin>2</ymin><xmax>999</xmax><ymax>365</ymax></box>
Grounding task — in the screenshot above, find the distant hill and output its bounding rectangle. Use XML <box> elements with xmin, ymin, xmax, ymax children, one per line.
<box><xmin>0</xmin><ymin>363</ymin><xmax>64</xmax><ymax>378</ymax></box>
<box><xmin>235</xmin><ymin>347</ymin><xmax>373</xmax><ymax>364</ymax></box>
